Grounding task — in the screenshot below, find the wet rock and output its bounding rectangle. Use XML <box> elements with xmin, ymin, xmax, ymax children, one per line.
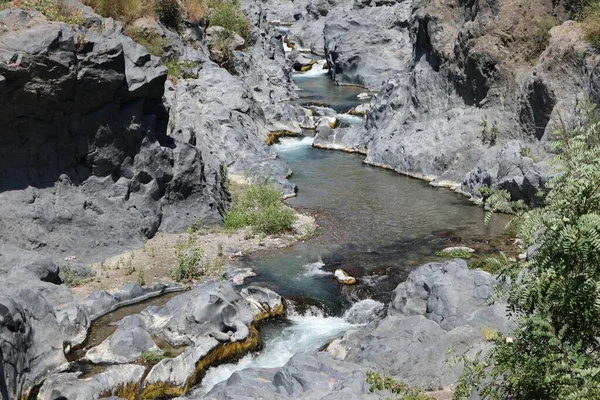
<box><xmin>37</xmin><ymin>364</ymin><xmax>145</xmax><ymax>400</ymax></box>
<box><xmin>225</xmin><ymin>267</ymin><xmax>257</xmax><ymax>285</ymax></box>
<box><xmin>348</xmin><ymin>103</ymin><xmax>369</xmax><ymax>116</ymax></box>
<box><xmin>292</xmin><ymin>53</ymin><xmax>317</xmax><ymax>71</ymax></box>
<box><xmin>334</xmin><ymin>269</ymin><xmax>357</xmax><ymax>285</ymax></box>
<box><xmin>137</xmin><ymin>281</ymin><xmax>284</xmax><ymax>397</ymax></box>
<box><xmin>86</xmin><ymin>315</ymin><xmax>161</xmax><ymax>364</ymax></box>
<box><xmin>201</xmin><ymin>352</ymin><xmax>380</xmax><ymax>400</ymax></box>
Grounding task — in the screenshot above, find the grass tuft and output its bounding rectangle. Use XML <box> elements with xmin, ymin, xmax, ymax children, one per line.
<box><xmin>223</xmin><ymin>181</ymin><xmax>295</xmax><ymax>235</ymax></box>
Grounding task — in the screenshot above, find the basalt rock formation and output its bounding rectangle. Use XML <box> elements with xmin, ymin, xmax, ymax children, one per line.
<box><xmin>268</xmin><ymin>0</ymin><xmax>600</xmax><ymax>204</ymax></box>
<box><xmin>0</xmin><ymin>8</ymin><xmax>226</xmax><ymax>264</ymax></box>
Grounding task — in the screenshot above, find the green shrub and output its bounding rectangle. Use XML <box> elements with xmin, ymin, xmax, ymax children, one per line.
<box><xmin>223</xmin><ymin>181</ymin><xmax>295</xmax><ymax>235</ymax></box>
<box><xmin>141</xmin><ymin>350</ymin><xmax>165</xmax><ymax>364</ymax></box>
<box><xmin>171</xmin><ymin>233</ymin><xmax>204</xmax><ymax>282</ymax></box>
<box><xmin>24</xmin><ymin>0</ymin><xmax>83</xmax><ymax>24</ymax></box>
<box><xmin>455</xmin><ymin>105</ymin><xmax>600</xmax><ymax>399</ymax></box>
<box><xmin>366</xmin><ymin>372</ymin><xmax>431</xmax><ymax>400</ymax></box>
<box><xmin>137</xmin><ymin>267</ymin><xmax>146</xmax><ymax>286</ymax></box>
<box><xmin>204</xmin><ymin>0</ymin><xmax>250</xmax><ymax>43</ymax></box>
<box><xmin>164</xmin><ymin>59</ymin><xmax>198</xmax><ymax>83</ymax></box>
<box><xmin>468</xmin><ymin>256</ymin><xmax>503</xmax><ymax>274</ymax></box>
<box><xmin>61</xmin><ymin>266</ymin><xmax>82</xmax><ymax>288</ymax></box>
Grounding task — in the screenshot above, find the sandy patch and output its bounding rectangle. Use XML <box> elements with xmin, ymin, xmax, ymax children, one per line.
<box><xmin>71</xmin><ymin>208</ymin><xmax>317</xmax><ymax>299</ymax></box>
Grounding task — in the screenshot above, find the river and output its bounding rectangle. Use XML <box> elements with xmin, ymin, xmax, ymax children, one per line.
<box><xmin>183</xmin><ymin>58</ymin><xmax>510</xmax><ymax>398</ymax></box>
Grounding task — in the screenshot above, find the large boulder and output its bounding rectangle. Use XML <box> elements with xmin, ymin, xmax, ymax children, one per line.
<box><xmin>200</xmin><ymin>352</ymin><xmax>380</xmax><ymax>400</ymax></box>
<box><xmin>37</xmin><ymin>364</ymin><xmax>145</xmax><ymax>400</ymax></box>
<box><xmin>135</xmin><ymin>281</ymin><xmax>284</xmax><ymax>397</ymax></box>
<box><xmin>328</xmin><ymin>260</ymin><xmax>510</xmax><ymax>390</ymax></box>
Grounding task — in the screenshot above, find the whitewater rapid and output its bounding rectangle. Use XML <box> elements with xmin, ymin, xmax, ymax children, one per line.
<box><xmin>191</xmin><ymin>299</ymin><xmax>384</xmax><ymax>397</ymax></box>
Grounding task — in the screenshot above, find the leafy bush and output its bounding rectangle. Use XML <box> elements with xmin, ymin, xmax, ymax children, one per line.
<box><xmin>204</xmin><ymin>0</ymin><xmax>250</xmax><ymax>43</ymax></box>
<box><xmin>455</xmin><ymin>106</ymin><xmax>600</xmax><ymax>399</ymax></box>
<box><xmin>137</xmin><ymin>267</ymin><xmax>146</xmax><ymax>286</ymax></box>
<box><xmin>23</xmin><ymin>0</ymin><xmax>83</xmax><ymax>24</ymax></box>
<box><xmin>223</xmin><ymin>181</ymin><xmax>295</xmax><ymax>235</ymax></box>
<box><xmin>61</xmin><ymin>266</ymin><xmax>82</xmax><ymax>288</ymax></box>
<box><xmin>164</xmin><ymin>59</ymin><xmax>198</xmax><ymax>83</ymax></box>
<box><xmin>366</xmin><ymin>372</ymin><xmax>430</xmax><ymax>400</ymax></box>
<box><xmin>171</xmin><ymin>232</ymin><xmax>204</xmax><ymax>282</ymax></box>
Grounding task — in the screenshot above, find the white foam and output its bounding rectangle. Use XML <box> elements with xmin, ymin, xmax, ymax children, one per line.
<box><xmin>195</xmin><ymin>313</ymin><xmax>355</xmax><ymax>396</ymax></box>
<box><xmin>335</xmin><ymin>114</ymin><xmax>365</xmax><ymax>125</ymax></box>
<box><xmin>194</xmin><ymin>299</ymin><xmax>385</xmax><ymax>396</ymax></box>
<box><xmin>301</xmin><ymin>259</ymin><xmax>332</xmax><ymax>277</ymax></box>
<box><xmin>273</xmin><ymin>136</ymin><xmax>314</xmax><ymax>151</ymax></box>
<box><xmin>293</xmin><ymin>59</ymin><xmax>328</xmax><ymax>78</ymax></box>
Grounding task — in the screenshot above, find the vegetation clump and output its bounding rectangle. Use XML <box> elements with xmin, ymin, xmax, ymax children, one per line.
<box><xmin>125</xmin><ymin>27</ymin><xmax>170</xmax><ymax>57</ymax></box>
<box><xmin>583</xmin><ymin>1</ymin><xmax>600</xmax><ymax>45</ymax></box>
<box><xmin>434</xmin><ymin>249</ymin><xmax>473</xmax><ymax>259</ymax></box>
<box><xmin>223</xmin><ymin>181</ymin><xmax>295</xmax><ymax>235</ymax></box>
<box><xmin>455</xmin><ymin>105</ymin><xmax>600</xmax><ymax>399</ymax></box>
<box><xmin>141</xmin><ymin>350</ymin><xmax>165</xmax><ymax>365</ymax></box>
<box><xmin>526</xmin><ymin>17</ymin><xmax>558</xmax><ymax>61</ymax></box>
<box><xmin>21</xmin><ymin>0</ymin><xmax>83</xmax><ymax>24</ymax></box>
<box><xmin>204</xmin><ymin>0</ymin><xmax>250</xmax><ymax>43</ymax></box>
<box><xmin>171</xmin><ymin>232</ymin><xmax>205</xmax><ymax>282</ymax></box>
<box><xmin>366</xmin><ymin>372</ymin><xmax>431</xmax><ymax>400</ymax></box>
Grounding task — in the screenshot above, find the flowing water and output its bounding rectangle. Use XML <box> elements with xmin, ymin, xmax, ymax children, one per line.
<box><xmin>188</xmin><ymin>299</ymin><xmax>384</xmax><ymax>397</ymax></box>
<box><xmin>188</xmin><ymin>62</ymin><xmax>512</xmax><ymax>397</ymax></box>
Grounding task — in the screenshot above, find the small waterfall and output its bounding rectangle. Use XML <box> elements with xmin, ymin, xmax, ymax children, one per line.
<box><xmin>191</xmin><ymin>299</ymin><xmax>384</xmax><ymax>397</ymax></box>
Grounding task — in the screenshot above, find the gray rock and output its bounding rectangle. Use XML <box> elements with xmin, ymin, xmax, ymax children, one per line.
<box><xmin>85</xmin><ymin>315</ymin><xmax>161</xmax><ymax>364</ymax></box>
<box><xmin>138</xmin><ymin>281</ymin><xmax>283</xmax><ymax>395</ymax></box>
<box><xmin>324</xmin><ymin>4</ymin><xmax>412</xmax><ymax>89</ymax></box>
<box><xmin>37</xmin><ymin>364</ymin><xmax>145</xmax><ymax>400</ymax></box>
<box><xmin>329</xmin><ymin>260</ymin><xmax>510</xmax><ymax>389</ymax></box>
<box><xmin>0</xmin><ymin>8</ymin><xmax>226</xmax><ymax>263</ymax></box>
<box><xmin>199</xmin><ymin>352</ymin><xmax>380</xmax><ymax>400</ymax></box>
<box><xmin>388</xmin><ymin>260</ymin><xmax>509</xmax><ymax>332</ymax></box>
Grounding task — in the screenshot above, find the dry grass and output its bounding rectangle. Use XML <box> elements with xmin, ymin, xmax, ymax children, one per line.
<box><xmin>582</xmin><ymin>1</ymin><xmax>600</xmax><ymax>45</ymax></box>
<box><xmin>182</xmin><ymin>0</ymin><xmax>205</xmax><ymax>24</ymax></box>
<box><xmin>82</xmin><ymin>0</ymin><xmax>155</xmax><ymax>25</ymax></box>
<box><xmin>480</xmin><ymin>326</ymin><xmax>500</xmax><ymax>342</ymax></box>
